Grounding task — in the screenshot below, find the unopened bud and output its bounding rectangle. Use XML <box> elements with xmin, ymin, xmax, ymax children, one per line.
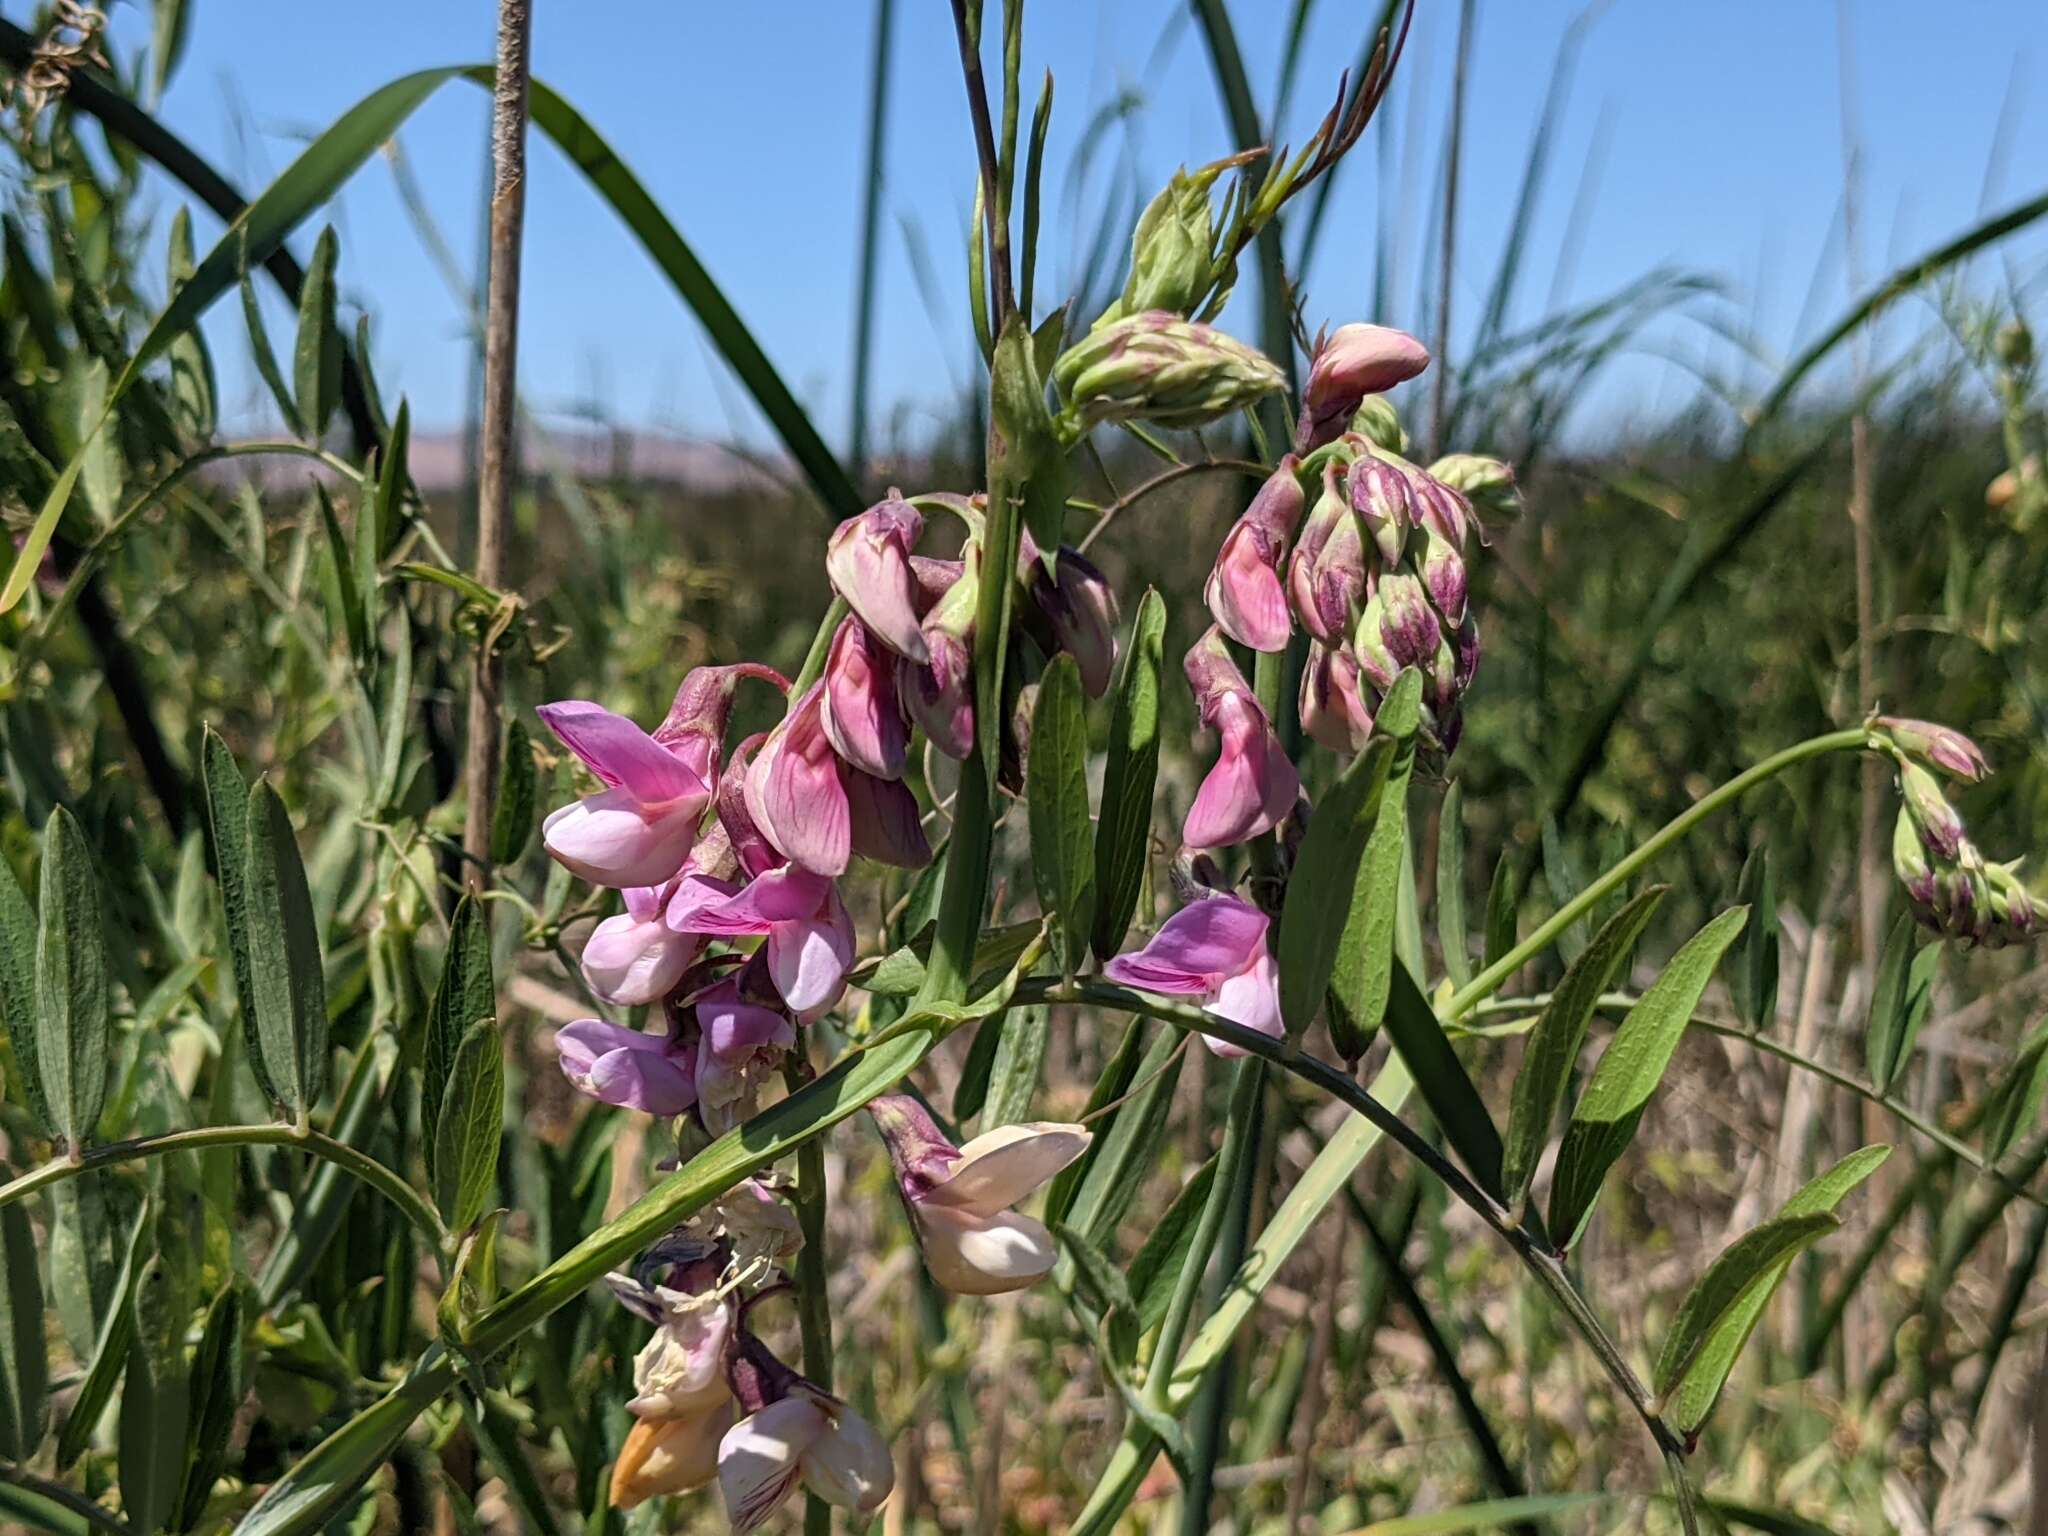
<box><xmin>1874</xmin><ymin>716</ymin><xmax>1989</xmax><ymax>783</ymax></box>
<box><xmin>1299</xmin><ymin>641</ymin><xmax>1372</xmax><ymax>753</ymax></box>
<box><xmin>1350</xmin><ymin>455</ymin><xmax>1412</xmax><ymax>567</ymax></box>
<box><xmin>1115</xmin><ymin>157</ymin><xmax>1242</xmax><ymax>320</ymax></box>
<box><xmin>1348</xmin><ymin>396</ymin><xmax>1408</xmax><ymax>454</ymax></box>
<box><xmin>1900</xmin><ymin>761</ymin><xmax>1966</xmax><ymax>862</ymax></box>
<box><xmin>1058</xmin><ymin>311</ymin><xmax>1285</xmax><ymax>434</ymax></box>
<box><xmin>1428</xmin><ymin>454</ymin><xmax>1519</xmax><ymax>531</ymax></box>
<box><xmin>1298</xmin><ymin>324</ymin><xmax>1429</xmax><ymax>452</ymax></box>
<box><xmin>1377</xmin><ymin>571</ymin><xmax>1441</xmax><ymax>670</ymax></box>
<box><xmin>1421</xmin><ymin>524</ymin><xmax>1467</xmax><ymax>628</ymax></box>
<box><xmin>1286</xmin><ymin>463</ymin><xmax>1368</xmax><ymax>644</ymax></box>
<box><xmin>1893</xmin><ymin>808</ymin><xmax>1937</xmax><ymax>909</ymax></box>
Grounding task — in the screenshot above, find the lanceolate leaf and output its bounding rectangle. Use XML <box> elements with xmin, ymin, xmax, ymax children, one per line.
<box><xmin>0</xmin><ymin>1180</ymin><xmax>47</xmax><ymax>1461</ymax></box>
<box><xmin>57</xmin><ymin>1201</ymin><xmax>150</xmax><ymax>1471</ymax></box>
<box><xmin>434</xmin><ymin>1018</ymin><xmax>505</xmax><ymax>1233</ymax></box>
<box><xmin>1730</xmin><ymin>845</ymin><xmax>1778</xmax><ymax>1031</ymax></box>
<box><xmin>1652</xmin><ymin>1211</ymin><xmax>1840</xmax><ymax>1402</ymax></box>
<box><xmin>1436</xmin><ymin>780</ymin><xmax>1472</xmax><ymax>988</ymax></box>
<box><xmin>243</xmin><ymin>783</ymin><xmax>330</xmax><ymax>1124</ymax></box>
<box><xmin>0</xmin><ymin>864</ymin><xmax>51</xmax><ymax>1136</ymax></box>
<box><xmin>201</xmin><ymin>729</ymin><xmax>276</xmax><ymax>1109</ymax></box>
<box><xmin>35</xmin><ymin>808</ymin><xmax>110</xmax><ymax>1153</ymax></box>
<box><xmin>1092</xmin><ymin>587</ymin><xmax>1166</xmax><ymax>961</ymax></box>
<box><xmin>1061</xmin><ymin>1025</ymin><xmax>1185</xmax><ymax>1256</ymax></box>
<box><xmin>239</xmin><ymin>274</ymin><xmax>303</xmax><ymax>437</ymax></box>
<box><xmin>372</xmin><ymin>396</ymin><xmax>411</xmax><ymax>556</ymax></box>
<box><xmin>424</xmin><ymin>896</ymin><xmax>495</xmax><ymax>1183</ymax></box>
<box><xmin>981</xmin><ymin>997</ymin><xmax>1050</xmax><ymax>1130</ymax></box>
<box><xmin>1279</xmin><ymin>722</ymin><xmax>1401</xmax><ymax>1038</ymax></box>
<box><xmin>489</xmin><ymin>719</ymin><xmax>537</xmax><ymax>865</ymax></box>
<box><xmin>1482</xmin><ymin>850</ymin><xmax>1518</xmax><ymax>973</ymax></box>
<box><xmin>293</xmin><ymin>226</ymin><xmax>342</xmax><ymax>440</ymax></box>
<box><xmin>1027</xmin><ymin>654</ymin><xmax>1096</xmax><ymax>972</ymax></box>
<box><xmin>1549</xmin><ymin>907</ymin><xmax>1749</xmax><ymax>1248</ymax></box>
<box><xmin>1044</xmin><ymin>1017</ymin><xmax>1145</xmax><ymax>1230</ymax></box>
<box><xmin>1502</xmin><ymin>885</ymin><xmax>1667</xmax><ymax>1206</ymax></box>
<box><xmin>119</xmin><ymin>1253</ymin><xmax>192</xmax><ymax>1536</ymax></box>
<box><xmin>314</xmin><ymin>483</ymin><xmax>367</xmax><ymax>663</ymax></box>
<box><xmin>1129</xmin><ymin>1155</ymin><xmax>1218</xmax><ymax>1335</ymax></box>
<box><xmin>1865</xmin><ymin>913</ymin><xmax>1936</xmax><ymax>1094</ymax></box>
<box><xmin>1324</xmin><ymin>671</ymin><xmax>1424</xmax><ymax>1059</ymax></box>
<box><xmin>1985</xmin><ymin>1022</ymin><xmax>2048</xmax><ymax>1163</ymax></box>
<box><xmin>177</xmin><ymin>1285</ymin><xmax>244</xmax><ymax>1533</ymax></box>
<box><xmin>1383</xmin><ymin>960</ymin><xmax>1504</xmax><ymax>1199</ymax></box>
<box><xmin>1667</xmin><ymin>1146</ymin><xmax>1889</xmax><ymax>1433</ymax></box>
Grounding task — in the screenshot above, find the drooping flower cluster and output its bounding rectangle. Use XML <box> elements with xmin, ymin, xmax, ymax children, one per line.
<box><xmin>1880</xmin><ymin>717</ymin><xmax>2041</xmax><ymax>947</ymax></box>
<box><xmin>605</xmin><ymin>1212</ymin><xmax>891</xmax><ymax>1531</ymax></box>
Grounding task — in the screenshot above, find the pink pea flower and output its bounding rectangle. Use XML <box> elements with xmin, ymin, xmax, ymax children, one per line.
<box><xmin>678</xmin><ymin>863</ymin><xmax>856</xmax><ymax>1017</ymax></box>
<box><xmin>580</xmin><ymin>879</ymin><xmax>703</xmax><ymax>1006</ymax></box>
<box><xmin>606</xmin><ymin>1268</ymin><xmax>736</xmax><ymax>1509</ymax></box>
<box><xmin>718</xmin><ymin>1334</ymin><xmax>893</xmax><ymax>1533</ymax></box>
<box><xmin>1101</xmin><ymin>893</ymin><xmax>1283</xmax><ymax>1056</ymax></box>
<box><xmin>900</xmin><ymin>557</ymin><xmax>977</xmax><ymax>761</ymax></box>
<box><xmin>1018</xmin><ymin>530</ymin><xmax>1121</xmax><ymax>697</ymax></box>
<box><xmin>826</xmin><ymin>494</ymin><xmax>929</xmax><ymax>662</ymax></box>
<box><xmin>693</xmin><ymin>974</ymin><xmax>797</xmax><ymax>1133</ymax></box>
<box><xmin>1300</xmin><ymin>640</ymin><xmax>1372</xmax><ymax>754</ymax></box>
<box><xmin>1205</xmin><ymin>456</ymin><xmax>1305</xmax><ymax>652</ymax></box>
<box><xmin>869</xmin><ymin>1096</ymin><xmax>1091</xmax><ymax>1295</ymax></box>
<box><xmin>555</xmin><ymin>1017</ymin><xmax>698</xmax><ymax>1116</ymax></box>
<box><xmin>1182</xmin><ymin>628</ymin><xmax>1298</xmax><ymax>850</ymax></box>
<box><xmin>1298</xmin><ymin>323</ymin><xmax>1430</xmax><ymax>451</ymax></box>
<box><xmin>744</xmin><ymin>683</ymin><xmax>850</xmax><ymax>877</ymax></box>
<box><xmin>537</xmin><ymin>700</ymin><xmax>714</xmax><ymax>888</ymax></box>
<box><xmin>820</xmin><ymin>616</ymin><xmax>910</xmax><ymax>780</ymax></box>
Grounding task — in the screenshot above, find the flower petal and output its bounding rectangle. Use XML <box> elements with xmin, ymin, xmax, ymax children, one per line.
<box><xmin>845</xmin><ymin>769</ymin><xmax>933</xmax><ymax>868</ymax></box>
<box><xmin>543</xmin><ymin>791</ymin><xmax>700</xmax><ymax>889</ymax></box>
<box><xmin>799</xmin><ymin>1396</ymin><xmax>895</xmax><ymax>1515</ymax></box>
<box><xmin>820</xmin><ymin>618</ymin><xmax>910</xmax><ymax>780</ymax></box>
<box><xmin>1205</xmin><ymin>949</ymin><xmax>1284</xmax><ymax>1057</ymax></box>
<box><xmin>744</xmin><ymin>684</ymin><xmax>850</xmax><ymax>877</ymax></box>
<box><xmin>696</xmin><ymin>864</ymin><xmax>836</xmax><ymax>932</ymax></box>
<box><xmin>1103</xmin><ymin>896</ymin><xmax>1268</xmax><ymax>994</ymax></box>
<box><xmin>580</xmin><ymin>913</ymin><xmax>699</xmax><ymax>1006</ymax></box>
<box><xmin>1205</xmin><ymin>521</ymin><xmax>1293</xmax><ymax>653</ymax></box>
<box><xmin>536</xmin><ymin>700</ymin><xmax>704</xmax><ymax>803</ymax></box>
<box><xmin>916</xmin><ymin>1204</ymin><xmax>1060</xmax><ymax>1295</ymax></box>
<box><xmin>610</xmin><ymin>1401</ymin><xmax>734</xmax><ymax>1510</ymax></box>
<box><xmin>1183</xmin><ymin>692</ymin><xmax>1298</xmax><ymax>850</ymax></box>
<box><xmin>720</xmin><ymin>1398</ymin><xmax>825</xmax><ymax>1534</ymax></box>
<box><xmin>664</xmin><ymin>871</ymin><xmax>745</xmax><ymax>934</ymax></box>
<box><xmin>926</xmin><ymin>1122</ymin><xmax>1091</xmax><ymax>1214</ymax></box>
<box><xmin>557</xmin><ymin>1020</ymin><xmax>697</xmax><ymax>1114</ymax></box>
<box><xmin>766</xmin><ymin>906</ymin><xmax>854</xmax><ymax>1015</ymax></box>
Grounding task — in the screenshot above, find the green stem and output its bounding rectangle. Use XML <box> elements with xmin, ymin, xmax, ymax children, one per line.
<box><xmin>1446</xmin><ymin>728</ymin><xmax>1870</xmax><ymax>1018</ymax></box>
<box><xmin>0</xmin><ymin>1457</ymin><xmax>131</xmax><ymax>1536</ymax></box>
<box><xmin>789</xmin><ymin>595</ymin><xmax>850</xmax><ymax>697</ymax></box>
<box><xmin>785</xmin><ymin>1060</ymin><xmax>836</xmax><ymax>1536</ymax></box>
<box><xmin>0</xmin><ymin>1123</ymin><xmax>448</xmax><ymax>1253</ymax></box>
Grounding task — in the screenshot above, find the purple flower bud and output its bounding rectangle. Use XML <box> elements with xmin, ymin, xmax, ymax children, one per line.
<box><xmin>1428</xmin><ymin>453</ymin><xmax>1519</xmax><ymax>532</ymax></box>
<box><xmin>1205</xmin><ymin>457</ymin><xmax>1305</xmax><ymax>652</ymax></box>
<box><xmin>1452</xmin><ymin>614</ymin><xmax>1482</xmax><ymax>694</ymax></box>
<box><xmin>1875</xmin><ymin>716</ymin><xmax>1990</xmax><ymax>783</ymax></box>
<box><xmin>1408</xmin><ymin>467</ymin><xmax>1474</xmax><ymax>549</ymax></box>
<box><xmin>652</xmin><ymin>663</ymin><xmax>791</xmax><ymax>794</ymax></box>
<box><xmin>819</xmin><ymin>618</ymin><xmax>910</xmax><ymax>781</ymax></box>
<box><xmin>1377</xmin><ymin>571</ymin><xmax>1441</xmax><ymax>671</ymax></box>
<box><xmin>1352</xmin><ymin>588</ymin><xmax>1399</xmax><ymax>693</ymax></box>
<box><xmin>1300</xmin><ymin>641</ymin><xmax>1372</xmax><ymax>754</ymax></box>
<box><xmin>1900</xmin><ymin>761</ymin><xmax>1965</xmax><ymax>863</ymax></box>
<box><xmin>1421</xmin><ymin>524</ymin><xmax>1467</xmax><ymax>627</ymax></box>
<box><xmin>1298</xmin><ymin>323</ymin><xmax>1430</xmax><ymax>452</ymax></box>
<box><xmin>826</xmin><ymin>495</ymin><xmax>929</xmax><ymax>663</ymax></box>
<box><xmin>1893</xmin><ymin>807</ymin><xmax>1938</xmax><ymax>912</ymax></box>
<box><xmin>900</xmin><ymin>558</ymin><xmax>977</xmax><ymax>761</ymax></box>
<box><xmin>1286</xmin><ymin>463</ymin><xmax>1368</xmax><ymax>644</ymax></box>
<box><xmin>1350</xmin><ymin>455</ymin><xmax>1413</xmax><ymax>567</ymax></box>
<box><xmin>1020</xmin><ymin>534</ymin><xmax>1121</xmax><ymax>698</ymax></box>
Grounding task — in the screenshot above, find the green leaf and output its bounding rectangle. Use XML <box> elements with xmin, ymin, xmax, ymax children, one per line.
<box><xmin>372</xmin><ymin>616</ymin><xmax>413</xmax><ymax>813</ymax></box>
<box><xmin>1502</xmin><ymin>885</ymin><xmax>1667</xmax><ymax>1206</ymax></box>
<box><xmin>1044</xmin><ymin>1017</ymin><xmax>1145</xmax><ymax>1231</ymax></box>
<box><xmin>36</xmin><ymin>808</ymin><xmax>110</xmax><ymax>1153</ymax></box>
<box><xmin>1985</xmin><ymin>1022</ymin><xmax>2048</xmax><ymax>1163</ymax></box>
<box><xmin>1652</xmin><ymin>1211</ymin><xmax>1840</xmax><ymax>1401</ymax></box>
<box><xmin>1540</xmin><ymin>818</ymin><xmax>1589</xmax><ymax>965</ymax></box>
<box><xmin>47</xmin><ymin>1178</ymin><xmax>120</xmax><ymax>1359</ymax></box>
<box><xmin>314</xmin><ymin>484</ymin><xmax>368</xmax><ymax>664</ymax></box>
<box><xmin>243</xmin><ymin>783</ymin><xmax>330</xmax><ymax>1123</ymax></box>
<box><xmin>1730</xmin><ymin>845</ymin><xmax>1778</xmax><ymax>1031</ymax></box>
<box><xmin>860</xmin><ymin>947</ymin><xmax>927</xmax><ymax>998</ymax></box>
<box><xmin>372</xmin><ymin>397</ymin><xmax>410</xmax><ymax>557</ymax></box>
<box><xmin>489</xmin><ymin>718</ymin><xmax>536</xmax><ymax>865</ymax></box>
<box><xmin>1091</xmin><ymin>587</ymin><xmax>1166</xmax><ymax>961</ymax></box>
<box><xmin>434</xmin><ymin>1018</ymin><xmax>504</xmax><ymax>1232</ymax></box>
<box><xmin>0</xmin><ymin>1177</ymin><xmax>47</xmax><ymax>1461</ymax></box>
<box><xmin>1055</xmin><ymin>1223</ymin><xmax>1139</xmax><ymax>1366</ymax></box>
<box><xmin>1027</xmin><ymin>654</ymin><xmax>1096</xmax><ymax>972</ymax></box>
<box><xmin>424</xmin><ymin>896</ymin><xmax>494</xmax><ymax>1183</ymax></box>
<box><xmin>0</xmin><ymin>863</ymin><xmax>51</xmax><ymax>1136</ymax></box>
<box><xmin>120</xmin><ymin>1253</ymin><xmax>192</xmax><ymax>1536</ymax></box>
<box><xmin>1059</xmin><ymin>1025</ymin><xmax>1184</xmax><ymax>1257</ymax></box>
<box><xmin>239</xmin><ymin>274</ymin><xmax>303</xmax><ymax>437</ymax></box>
<box><xmin>951</xmin><ymin>1009</ymin><xmax>1007</xmax><ymax>1124</ymax></box>
<box><xmin>1324</xmin><ymin>672</ymin><xmax>1426</xmax><ymax>1058</ymax></box>
<box><xmin>200</xmin><ymin>730</ymin><xmax>276</xmax><ymax>1110</ymax></box>
<box><xmin>1865</xmin><ymin>913</ymin><xmax>1936</xmax><ymax>1094</ymax></box>
<box><xmin>1342</xmin><ymin>1493</ymin><xmax>1611</xmax><ymax>1535</ymax></box>
<box><xmin>1436</xmin><ymin>781</ymin><xmax>1472</xmax><ymax>988</ymax></box>
<box><xmin>1129</xmin><ymin>1155</ymin><xmax>1218</xmax><ymax>1334</ymax></box>
<box><xmin>57</xmin><ymin>1200</ymin><xmax>150</xmax><ymax>1471</ymax></box>
<box><xmin>1383</xmin><ymin>961</ymin><xmax>1505</xmax><ymax>1199</ymax></box>
<box><xmin>1667</xmin><ymin>1146</ymin><xmax>1888</xmax><ymax>1433</ymax></box>
<box><xmin>1549</xmin><ymin>907</ymin><xmax>1749</xmax><ymax>1248</ymax></box>
<box><xmin>292</xmin><ymin>226</ymin><xmax>342</xmax><ymax>439</ymax></box>
<box><xmin>981</xmin><ymin>996</ymin><xmax>1050</xmax><ymax>1130</ymax></box>
<box><xmin>1482</xmin><ymin>851</ymin><xmax>1518</xmax><ymax>972</ymax></box>
<box><xmin>177</xmin><ymin>1285</ymin><xmax>244</xmax><ymax>1533</ymax></box>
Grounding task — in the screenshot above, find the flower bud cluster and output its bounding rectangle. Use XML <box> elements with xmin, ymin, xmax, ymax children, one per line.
<box><xmin>1876</xmin><ymin>722</ymin><xmax>2041</xmax><ymax>948</ymax></box>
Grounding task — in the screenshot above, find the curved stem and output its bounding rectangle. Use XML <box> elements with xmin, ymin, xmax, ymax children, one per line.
<box><xmin>1074</xmin><ymin>458</ymin><xmax>1267</xmax><ymax>554</ymax></box>
<box><xmin>0</xmin><ymin>1124</ymin><xmax>448</xmax><ymax>1252</ymax></box>
<box><xmin>1034</xmin><ymin>977</ymin><xmax>1689</xmax><ymax>1468</ymax></box>
<box><xmin>1446</xmin><ymin>728</ymin><xmax>1871</xmax><ymax>1019</ymax></box>
<box><xmin>0</xmin><ymin>1459</ymin><xmax>130</xmax><ymax>1536</ymax></box>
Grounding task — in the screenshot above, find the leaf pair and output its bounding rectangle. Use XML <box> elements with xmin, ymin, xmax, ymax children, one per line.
<box><xmin>202</xmin><ymin>731</ymin><xmax>328</xmax><ymax>1126</ymax></box>
<box><xmin>0</xmin><ymin>808</ymin><xmax>111</xmax><ymax>1154</ymax></box>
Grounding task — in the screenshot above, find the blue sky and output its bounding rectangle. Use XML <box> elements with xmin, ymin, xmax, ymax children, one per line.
<box><xmin>107</xmin><ymin>1</ymin><xmax>2047</xmax><ymax>449</ymax></box>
